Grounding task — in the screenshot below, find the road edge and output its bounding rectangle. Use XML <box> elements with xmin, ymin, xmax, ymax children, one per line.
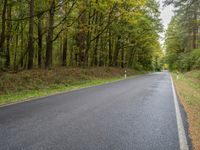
<box><xmin>0</xmin><ymin>74</ymin><xmax>149</xmax><ymax>108</ymax></box>
<box><xmin>170</xmin><ymin>75</ymin><xmax>189</xmax><ymax>150</ymax></box>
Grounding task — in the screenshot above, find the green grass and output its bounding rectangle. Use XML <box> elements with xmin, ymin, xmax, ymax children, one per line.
<box><xmin>0</xmin><ymin>77</ymin><xmax>124</xmax><ymax>106</ymax></box>
<box><xmin>173</xmin><ymin>70</ymin><xmax>200</xmax><ymax>150</ymax></box>
<box><xmin>0</xmin><ymin>67</ymin><xmax>144</xmax><ymax>106</ymax></box>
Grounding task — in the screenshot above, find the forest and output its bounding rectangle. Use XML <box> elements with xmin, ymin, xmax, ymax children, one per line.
<box><xmin>164</xmin><ymin>1</ymin><xmax>200</xmax><ymax>149</ymax></box>
<box><xmin>0</xmin><ymin>0</ymin><xmax>163</xmax><ymax>71</ymax></box>
<box><xmin>164</xmin><ymin>0</ymin><xmax>200</xmax><ymax>71</ymax></box>
<box><xmin>1</xmin><ymin>1</ymin><xmax>200</xmax><ymax>149</ymax></box>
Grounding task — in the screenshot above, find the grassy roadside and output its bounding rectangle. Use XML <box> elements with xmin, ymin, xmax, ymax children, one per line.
<box><xmin>0</xmin><ymin>77</ymin><xmax>122</xmax><ymax>106</ymax></box>
<box><xmin>172</xmin><ymin>70</ymin><xmax>200</xmax><ymax>150</ymax></box>
<box><xmin>0</xmin><ymin>67</ymin><xmax>143</xmax><ymax>106</ymax></box>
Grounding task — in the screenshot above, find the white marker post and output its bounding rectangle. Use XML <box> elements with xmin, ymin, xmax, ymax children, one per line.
<box><xmin>177</xmin><ymin>74</ymin><xmax>179</xmax><ymax>80</ymax></box>
<box><xmin>125</xmin><ymin>70</ymin><xmax>127</xmax><ymax>79</ymax></box>
<box><xmin>177</xmin><ymin>71</ymin><xmax>179</xmax><ymax>80</ymax></box>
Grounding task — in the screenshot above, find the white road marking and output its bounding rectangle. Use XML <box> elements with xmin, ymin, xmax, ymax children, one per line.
<box><xmin>170</xmin><ymin>75</ymin><xmax>189</xmax><ymax>150</ymax></box>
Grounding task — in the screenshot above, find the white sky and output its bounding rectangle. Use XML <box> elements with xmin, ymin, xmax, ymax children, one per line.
<box><xmin>159</xmin><ymin>1</ymin><xmax>174</xmax><ymax>30</ymax></box>
<box><xmin>158</xmin><ymin>0</ymin><xmax>174</xmax><ymax>45</ymax></box>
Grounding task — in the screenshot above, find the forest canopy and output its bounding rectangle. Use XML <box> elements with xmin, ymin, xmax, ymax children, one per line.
<box><xmin>164</xmin><ymin>0</ymin><xmax>200</xmax><ymax>71</ymax></box>
<box><xmin>0</xmin><ymin>0</ymin><xmax>163</xmax><ymax>71</ymax></box>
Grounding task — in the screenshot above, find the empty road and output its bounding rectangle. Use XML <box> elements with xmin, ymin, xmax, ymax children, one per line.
<box><xmin>0</xmin><ymin>72</ymin><xmax>192</xmax><ymax>150</ymax></box>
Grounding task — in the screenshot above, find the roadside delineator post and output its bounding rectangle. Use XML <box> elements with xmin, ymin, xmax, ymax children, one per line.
<box><xmin>125</xmin><ymin>70</ymin><xmax>127</xmax><ymax>79</ymax></box>
<box><xmin>176</xmin><ymin>71</ymin><xmax>179</xmax><ymax>80</ymax></box>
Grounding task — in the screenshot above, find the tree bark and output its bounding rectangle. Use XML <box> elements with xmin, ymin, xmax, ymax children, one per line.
<box><xmin>121</xmin><ymin>43</ymin><xmax>124</xmax><ymax>68</ymax></box>
<box><xmin>5</xmin><ymin>5</ymin><xmax>12</xmax><ymax>68</ymax></box>
<box><xmin>45</xmin><ymin>0</ymin><xmax>55</xmax><ymax>69</ymax></box>
<box><xmin>113</xmin><ymin>36</ymin><xmax>121</xmax><ymax>66</ymax></box>
<box><xmin>92</xmin><ymin>4</ymin><xmax>100</xmax><ymax>66</ymax></box>
<box><xmin>76</xmin><ymin>8</ymin><xmax>87</xmax><ymax>66</ymax></box>
<box><xmin>93</xmin><ymin>35</ymin><xmax>99</xmax><ymax>66</ymax></box>
<box><xmin>0</xmin><ymin>0</ymin><xmax>7</xmax><ymax>61</ymax></box>
<box><xmin>37</xmin><ymin>15</ymin><xmax>43</xmax><ymax>68</ymax></box>
<box><xmin>108</xmin><ymin>29</ymin><xmax>112</xmax><ymax>66</ymax></box>
<box><xmin>27</xmin><ymin>0</ymin><xmax>35</xmax><ymax>69</ymax></box>
<box><xmin>20</xmin><ymin>24</ymin><xmax>24</xmax><ymax>68</ymax></box>
<box><xmin>84</xmin><ymin>2</ymin><xmax>92</xmax><ymax>67</ymax></box>
<box><xmin>14</xmin><ymin>29</ymin><xmax>19</xmax><ymax>70</ymax></box>
<box><xmin>128</xmin><ymin>48</ymin><xmax>137</xmax><ymax>68</ymax></box>
<box><xmin>62</xmin><ymin>34</ymin><xmax>68</xmax><ymax>66</ymax></box>
<box><xmin>192</xmin><ymin>7</ymin><xmax>198</xmax><ymax>49</ymax></box>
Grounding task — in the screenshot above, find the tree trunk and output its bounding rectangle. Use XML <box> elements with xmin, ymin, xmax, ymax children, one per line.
<box><xmin>27</xmin><ymin>0</ymin><xmax>35</xmax><ymax>69</ymax></box>
<box><xmin>62</xmin><ymin>34</ymin><xmax>68</xmax><ymax>66</ymax></box>
<box><xmin>5</xmin><ymin>5</ymin><xmax>12</xmax><ymax>68</ymax></box>
<box><xmin>108</xmin><ymin>29</ymin><xmax>112</xmax><ymax>66</ymax></box>
<box><xmin>0</xmin><ymin>0</ymin><xmax>7</xmax><ymax>54</ymax></box>
<box><xmin>84</xmin><ymin>3</ymin><xmax>92</xmax><ymax>67</ymax></box>
<box><xmin>121</xmin><ymin>43</ymin><xmax>124</xmax><ymax>68</ymax></box>
<box><xmin>99</xmin><ymin>36</ymin><xmax>104</xmax><ymax>66</ymax></box>
<box><xmin>93</xmin><ymin>35</ymin><xmax>99</xmax><ymax>66</ymax></box>
<box><xmin>20</xmin><ymin>22</ymin><xmax>24</xmax><ymax>68</ymax></box>
<box><xmin>192</xmin><ymin>7</ymin><xmax>198</xmax><ymax>49</ymax></box>
<box><xmin>14</xmin><ymin>29</ymin><xmax>19</xmax><ymax>70</ymax></box>
<box><xmin>92</xmin><ymin>5</ymin><xmax>100</xmax><ymax>66</ymax></box>
<box><xmin>76</xmin><ymin>7</ymin><xmax>87</xmax><ymax>66</ymax></box>
<box><xmin>37</xmin><ymin>15</ymin><xmax>43</xmax><ymax>68</ymax></box>
<box><xmin>113</xmin><ymin>36</ymin><xmax>121</xmax><ymax>67</ymax></box>
<box><xmin>128</xmin><ymin>48</ymin><xmax>137</xmax><ymax>68</ymax></box>
<box><xmin>69</xmin><ymin>43</ymin><xmax>73</xmax><ymax>66</ymax></box>
<box><xmin>45</xmin><ymin>0</ymin><xmax>55</xmax><ymax>69</ymax></box>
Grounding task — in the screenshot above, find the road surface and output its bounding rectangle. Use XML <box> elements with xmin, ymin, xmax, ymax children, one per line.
<box><xmin>0</xmin><ymin>72</ymin><xmax>192</xmax><ymax>150</ymax></box>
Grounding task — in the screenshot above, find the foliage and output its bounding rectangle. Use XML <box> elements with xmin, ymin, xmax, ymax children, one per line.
<box><xmin>164</xmin><ymin>0</ymin><xmax>200</xmax><ymax>72</ymax></box>
<box><xmin>0</xmin><ymin>0</ymin><xmax>163</xmax><ymax>71</ymax></box>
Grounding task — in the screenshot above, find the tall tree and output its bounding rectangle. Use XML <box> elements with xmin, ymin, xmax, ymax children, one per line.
<box><xmin>27</xmin><ymin>0</ymin><xmax>35</xmax><ymax>69</ymax></box>
<box><xmin>62</xmin><ymin>33</ymin><xmax>68</xmax><ymax>66</ymax></box>
<box><xmin>0</xmin><ymin>0</ymin><xmax>163</xmax><ymax>71</ymax></box>
<box><xmin>45</xmin><ymin>0</ymin><xmax>55</xmax><ymax>69</ymax></box>
<box><xmin>5</xmin><ymin>4</ymin><xmax>12</xmax><ymax>68</ymax></box>
<box><xmin>0</xmin><ymin>0</ymin><xmax>8</xmax><ymax>63</ymax></box>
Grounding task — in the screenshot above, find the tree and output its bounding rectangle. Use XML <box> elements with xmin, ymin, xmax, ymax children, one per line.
<box><xmin>0</xmin><ymin>0</ymin><xmax>163</xmax><ymax>71</ymax></box>
<box><xmin>164</xmin><ymin>0</ymin><xmax>200</xmax><ymax>71</ymax></box>
<box><xmin>5</xmin><ymin>3</ymin><xmax>12</xmax><ymax>68</ymax></box>
<box><xmin>0</xmin><ymin>0</ymin><xmax>8</xmax><ymax>66</ymax></box>
<box><xmin>45</xmin><ymin>0</ymin><xmax>55</xmax><ymax>69</ymax></box>
<box><xmin>27</xmin><ymin>0</ymin><xmax>35</xmax><ymax>69</ymax></box>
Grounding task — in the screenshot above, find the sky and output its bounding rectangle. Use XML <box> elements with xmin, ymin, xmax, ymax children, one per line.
<box><xmin>158</xmin><ymin>0</ymin><xmax>174</xmax><ymax>45</ymax></box>
<box><xmin>159</xmin><ymin>1</ymin><xmax>174</xmax><ymax>30</ymax></box>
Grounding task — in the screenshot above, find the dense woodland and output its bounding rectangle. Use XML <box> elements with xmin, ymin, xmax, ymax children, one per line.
<box><xmin>0</xmin><ymin>0</ymin><xmax>163</xmax><ymax>71</ymax></box>
<box><xmin>165</xmin><ymin>0</ymin><xmax>200</xmax><ymax>71</ymax></box>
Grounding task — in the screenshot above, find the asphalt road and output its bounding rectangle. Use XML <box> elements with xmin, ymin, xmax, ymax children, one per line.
<box><xmin>0</xmin><ymin>72</ymin><xmax>191</xmax><ymax>150</ymax></box>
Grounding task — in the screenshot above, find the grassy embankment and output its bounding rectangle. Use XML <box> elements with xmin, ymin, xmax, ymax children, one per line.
<box><xmin>173</xmin><ymin>70</ymin><xmax>200</xmax><ymax>150</ymax></box>
<box><xmin>0</xmin><ymin>67</ymin><xmax>143</xmax><ymax>106</ymax></box>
